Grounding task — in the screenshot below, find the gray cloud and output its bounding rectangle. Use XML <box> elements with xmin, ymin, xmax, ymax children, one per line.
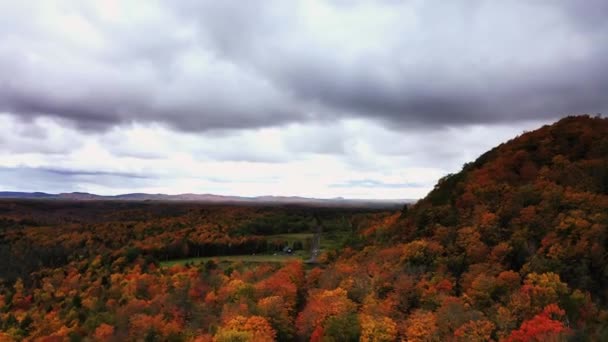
<box><xmin>0</xmin><ymin>166</ymin><xmax>150</xmax><ymax>193</ymax></box>
<box><xmin>0</xmin><ymin>1</ymin><xmax>606</xmax><ymax>133</ymax></box>
<box><xmin>178</xmin><ymin>1</ymin><xmax>608</xmax><ymax>127</ymax></box>
<box><xmin>39</xmin><ymin>167</ymin><xmax>150</xmax><ymax>179</ymax></box>
<box><xmin>0</xmin><ymin>114</ymin><xmax>81</xmax><ymax>154</ymax></box>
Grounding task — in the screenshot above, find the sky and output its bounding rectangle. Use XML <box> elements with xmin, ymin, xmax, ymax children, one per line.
<box><xmin>0</xmin><ymin>1</ymin><xmax>607</xmax><ymax>199</ymax></box>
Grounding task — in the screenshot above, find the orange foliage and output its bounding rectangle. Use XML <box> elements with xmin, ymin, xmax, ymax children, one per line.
<box><xmin>296</xmin><ymin>288</ymin><xmax>356</xmax><ymax>338</ymax></box>
<box><xmin>129</xmin><ymin>313</ymin><xmax>181</xmax><ymax>339</ymax></box>
<box><xmin>453</xmin><ymin>319</ymin><xmax>495</xmax><ymax>341</ymax></box>
<box><xmin>93</xmin><ymin>323</ymin><xmax>115</xmax><ymax>341</ymax></box>
<box><xmin>404</xmin><ymin>310</ymin><xmax>438</xmax><ymax>342</ymax></box>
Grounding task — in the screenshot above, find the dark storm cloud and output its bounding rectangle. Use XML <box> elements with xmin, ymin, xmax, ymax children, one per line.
<box><xmin>0</xmin><ymin>1</ymin><xmax>607</xmax><ymax>132</ymax></box>
<box><xmin>0</xmin><ymin>166</ymin><xmax>150</xmax><ymax>192</ymax></box>
<box><xmin>0</xmin><ymin>43</ymin><xmax>303</xmax><ymax>132</ymax></box>
<box><xmin>40</xmin><ymin>167</ymin><xmax>150</xmax><ymax>179</ymax></box>
<box><xmin>256</xmin><ymin>3</ymin><xmax>608</xmax><ymax>128</ymax></box>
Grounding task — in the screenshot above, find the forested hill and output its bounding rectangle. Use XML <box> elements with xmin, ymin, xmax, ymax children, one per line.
<box><xmin>393</xmin><ymin>115</ymin><xmax>608</xmax><ymax>297</ymax></box>
<box><xmin>319</xmin><ymin>115</ymin><xmax>608</xmax><ymax>340</ymax></box>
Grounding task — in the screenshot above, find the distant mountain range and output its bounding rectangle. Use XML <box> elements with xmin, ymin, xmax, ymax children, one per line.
<box><xmin>0</xmin><ymin>191</ymin><xmax>414</xmax><ymax>207</ymax></box>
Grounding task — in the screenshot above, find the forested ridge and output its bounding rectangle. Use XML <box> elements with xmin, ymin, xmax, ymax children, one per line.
<box><xmin>1</xmin><ymin>115</ymin><xmax>608</xmax><ymax>341</ymax></box>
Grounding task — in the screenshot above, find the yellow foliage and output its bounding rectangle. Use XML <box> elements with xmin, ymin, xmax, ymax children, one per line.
<box><xmin>523</xmin><ymin>272</ymin><xmax>568</xmax><ymax>307</ymax></box>
<box><xmin>215</xmin><ymin>315</ymin><xmax>276</xmax><ymax>342</ymax></box>
<box><xmin>360</xmin><ymin>314</ymin><xmax>397</xmax><ymax>342</ymax></box>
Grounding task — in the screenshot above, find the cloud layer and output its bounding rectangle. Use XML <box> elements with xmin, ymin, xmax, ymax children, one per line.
<box><xmin>0</xmin><ymin>1</ymin><xmax>605</xmax><ymax>197</ymax></box>
<box><xmin>0</xmin><ymin>114</ymin><xmax>546</xmax><ymax>198</ymax></box>
<box><xmin>2</xmin><ymin>0</ymin><xmax>606</xmax><ymax>132</ymax></box>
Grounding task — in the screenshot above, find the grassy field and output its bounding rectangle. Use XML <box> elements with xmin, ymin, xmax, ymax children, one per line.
<box><xmin>161</xmin><ymin>254</ymin><xmax>302</xmax><ymax>267</ymax></box>
<box><xmin>266</xmin><ymin>233</ymin><xmax>314</xmax><ymax>241</ymax></box>
<box><xmin>160</xmin><ymin>231</ymin><xmax>351</xmax><ymax>267</ymax></box>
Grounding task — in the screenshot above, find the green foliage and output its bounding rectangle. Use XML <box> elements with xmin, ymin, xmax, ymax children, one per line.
<box><xmin>125</xmin><ymin>247</ymin><xmax>141</xmax><ymax>263</ymax></box>
<box><xmin>19</xmin><ymin>314</ymin><xmax>32</xmax><ymax>332</ymax></box>
<box><xmin>323</xmin><ymin>312</ymin><xmax>361</xmax><ymax>342</ymax></box>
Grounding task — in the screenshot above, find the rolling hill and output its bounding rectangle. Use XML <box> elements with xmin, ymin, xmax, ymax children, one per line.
<box><xmin>321</xmin><ymin>115</ymin><xmax>608</xmax><ymax>340</ymax></box>
<box><xmin>0</xmin><ymin>191</ymin><xmax>411</xmax><ymax>208</ymax></box>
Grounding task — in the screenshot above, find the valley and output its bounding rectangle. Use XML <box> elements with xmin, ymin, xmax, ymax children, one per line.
<box><xmin>1</xmin><ymin>116</ymin><xmax>607</xmax><ymax>341</ymax></box>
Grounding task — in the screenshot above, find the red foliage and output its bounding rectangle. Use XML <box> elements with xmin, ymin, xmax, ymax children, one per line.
<box><xmin>506</xmin><ymin>305</ymin><xmax>570</xmax><ymax>342</ymax></box>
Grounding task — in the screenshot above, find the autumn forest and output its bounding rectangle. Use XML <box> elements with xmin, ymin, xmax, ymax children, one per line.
<box><xmin>1</xmin><ymin>115</ymin><xmax>608</xmax><ymax>341</ymax></box>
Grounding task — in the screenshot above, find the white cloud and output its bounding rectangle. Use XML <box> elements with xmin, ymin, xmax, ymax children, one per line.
<box><xmin>0</xmin><ymin>114</ymin><xmax>553</xmax><ymax>199</ymax></box>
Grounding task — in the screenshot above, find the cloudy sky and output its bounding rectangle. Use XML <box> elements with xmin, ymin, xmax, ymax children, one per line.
<box><xmin>1</xmin><ymin>1</ymin><xmax>606</xmax><ymax>199</ymax></box>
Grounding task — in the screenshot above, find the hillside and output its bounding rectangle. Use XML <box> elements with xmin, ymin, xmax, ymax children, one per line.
<box><xmin>320</xmin><ymin>115</ymin><xmax>608</xmax><ymax>340</ymax></box>
<box><xmin>1</xmin><ymin>115</ymin><xmax>607</xmax><ymax>341</ymax></box>
<box><xmin>398</xmin><ymin>115</ymin><xmax>608</xmax><ymax>297</ymax></box>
